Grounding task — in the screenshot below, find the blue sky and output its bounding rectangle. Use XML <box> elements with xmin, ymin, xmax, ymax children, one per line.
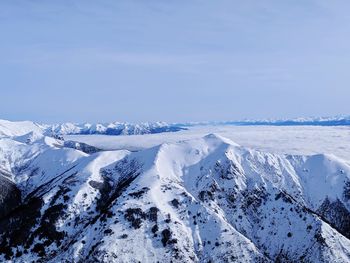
<box><xmin>1</xmin><ymin>0</ymin><xmax>350</xmax><ymax>123</ymax></box>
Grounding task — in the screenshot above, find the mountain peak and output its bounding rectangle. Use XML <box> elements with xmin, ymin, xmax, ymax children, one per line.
<box><xmin>203</xmin><ymin>133</ymin><xmax>239</xmax><ymax>146</ymax></box>
<box><xmin>0</xmin><ymin>121</ymin><xmax>350</xmax><ymax>262</ymax></box>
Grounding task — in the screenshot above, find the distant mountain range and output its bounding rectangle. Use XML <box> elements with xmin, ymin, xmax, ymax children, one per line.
<box><xmin>1</xmin><ymin>116</ymin><xmax>349</xmax><ymax>139</ymax></box>
<box><xmin>46</xmin><ymin>122</ymin><xmax>186</xmax><ymax>136</ymax></box>
<box><xmin>178</xmin><ymin>116</ymin><xmax>350</xmax><ymax>127</ymax></box>
<box><xmin>0</xmin><ymin>120</ymin><xmax>186</xmax><ymax>138</ymax></box>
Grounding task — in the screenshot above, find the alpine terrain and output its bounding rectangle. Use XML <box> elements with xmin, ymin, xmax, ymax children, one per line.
<box><xmin>0</xmin><ymin>120</ymin><xmax>350</xmax><ymax>262</ymax></box>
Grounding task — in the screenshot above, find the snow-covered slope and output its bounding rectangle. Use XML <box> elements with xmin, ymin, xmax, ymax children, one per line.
<box><xmin>0</xmin><ymin>129</ymin><xmax>350</xmax><ymax>262</ymax></box>
<box><xmin>0</xmin><ymin>120</ymin><xmax>44</xmax><ymax>138</ymax></box>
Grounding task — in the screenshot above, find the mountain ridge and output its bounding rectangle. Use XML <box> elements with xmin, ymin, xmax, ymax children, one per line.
<box><xmin>0</xmin><ymin>119</ymin><xmax>186</xmax><ymax>138</ymax></box>
<box><xmin>0</xmin><ymin>130</ymin><xmax>350</xmax><ymax>262</ymax></box>
<box><xmin>1</xmin><ymin>116</ymin><xmax>350</xmax><ymax>139</ymax></box>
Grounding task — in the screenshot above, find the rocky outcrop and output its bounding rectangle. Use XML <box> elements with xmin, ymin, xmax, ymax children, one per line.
<box><xmin>0</xmin><ymin>172</ymin><xmax>21</xmax><ymax>218</ymax></box>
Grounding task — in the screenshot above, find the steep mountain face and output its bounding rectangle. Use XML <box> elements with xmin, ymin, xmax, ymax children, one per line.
<box><xmin>0</xmin><ymin>132</ymin><xmax>350</xmax><ymax>262</ymax></box>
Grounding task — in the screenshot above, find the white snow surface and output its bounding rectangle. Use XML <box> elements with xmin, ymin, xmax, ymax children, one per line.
<box><xmin>0</xmin><ymin>119</ymin><xmax>44</xmax><ymax>137</ymax></box>
<box><xmin>0</xmin><ymin>121</ymin><xmax>350</xmax><ymax>262</ymax></box>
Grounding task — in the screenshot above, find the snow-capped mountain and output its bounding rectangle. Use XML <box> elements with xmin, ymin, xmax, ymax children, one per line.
<box><xmin>179</xmin><ymin>115</ymin><xmax>350</xmax><ymax>127</ymax></box>
<box><xmin>0</xmin><ymin>120</ymin><xmax>45</xmax><ymax>138</ymax></box>
<box><xmin>2</xmin><ymin>115</ymin><xmax>349</xmax><ymax>139</ymax></box>
<box><xmin>47</xmin><ymin>122</ymin><xmax>186</xmax><ymax>136</ymax></box>
<box><xmin>0</xmin><ymin>120</ymin><xmax>186</xmax><ymax>138</ymax></box>
<box><xmin>0</xmin><ymin>124</ymin><xmax>350</xmax><ymax>262</ymax></box>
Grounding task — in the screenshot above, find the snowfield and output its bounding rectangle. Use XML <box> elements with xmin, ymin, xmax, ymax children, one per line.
<box><xmin>0</xmin><ymin>120</ymin><xmax>350</xmax><ymax>262</ymax></box>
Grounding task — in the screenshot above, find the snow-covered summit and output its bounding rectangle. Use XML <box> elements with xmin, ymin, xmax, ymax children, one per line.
<box><xmin>0</xmin><ymin>119</ymin><xmax>44</xmax><ymax>137</ymax></box>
